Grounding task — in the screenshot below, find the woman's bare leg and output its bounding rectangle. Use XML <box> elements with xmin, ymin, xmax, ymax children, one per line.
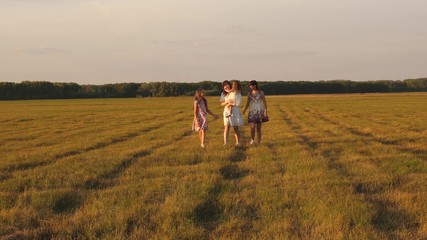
<box><xmin>233</xmin><ymin>126</ymin><xmax>240</xmax><ymax>145</ymax></box>
<box><xmin>224</xmin><ymin>125</ymin><xmax>230</xmax><ymax>145</ymax></box>
<box><xmin>256</xmin><ymin>124</ymin><xmax>262</xmax><ymax>143</ymax></box>
<box><xmin>250</xmin><ymin>123</ymin><xmax>256</xmax><ymax>142</ymax></box>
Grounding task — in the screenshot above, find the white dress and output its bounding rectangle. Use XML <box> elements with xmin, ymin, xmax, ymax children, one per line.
<box><xmin>222</xmin><ymin>91</ymin><xmax>244</xmax><ymax>126</ymax></box>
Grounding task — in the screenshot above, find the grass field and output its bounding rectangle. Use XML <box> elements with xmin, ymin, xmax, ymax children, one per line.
<box><xmin>1</xmin><ymin>93</ymin><xmax>426</xmax><ymax>239</ymax></box>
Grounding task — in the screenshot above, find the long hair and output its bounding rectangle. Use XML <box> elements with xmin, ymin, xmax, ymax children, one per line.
<box><xmin>194</xmin><ymin>87</ymin><xmax>207</xmax><ymax>107</ymax></box>
<box><xmin>222</xmin><ymin>80</ymin><xmax>232</xmax><ymax>95</ymax></box>
<box><xmin>249</xmin><ymin>80</ymin><xmax>260</xmax><ymax>90</ymax></box>
<box><xmin>231</xmin><ymin>80</ymin><xmax>242</xmax><ymax>92</ymax></box>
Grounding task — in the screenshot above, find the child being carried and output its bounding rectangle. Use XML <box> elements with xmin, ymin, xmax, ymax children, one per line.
<box><xmin>223</xmin><ymin>84</ymin><xmax>233</xmax><ymax>117</ymax></box>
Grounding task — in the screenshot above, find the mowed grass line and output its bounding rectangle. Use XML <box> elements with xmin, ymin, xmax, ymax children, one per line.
<box><xmin>279</xmin><ymin>95</ymin><xmax>427</xmax><ymax>239</ymax></box>
<box><xmin>0</xmin><ymin>99</ymin><xmax>172</xmax><ymax>145</ymax></box>
<box><xmin>0</xmin><ymin>100</ymin><xmax>188</xmax><ymax>179</ymax></box>
<box><xmin>1</xmin><ymin>94</ymin><xmax>426</xmax><ymax>239</ymax></box>
<box><xmin>268</xmin><ymin>103</ymin><xmax>382</xmax><ymax>239</ymax></box>
<box><xmin>1</xmin><ymin>99</ymin><xmax>185</xmax><ymax>157</ymax></box>
<box><xmin>0</xmin><ymin>118</ymin><xmax>173</xmax><ymax>177</ymax></box>
<box><xmin>0</xmin><ymin>100</ymin><xmax>192</xmax><ymax>192</ymax></box>
<box><xmin>283</xmin><ymin>106</ymin><xmax>400</xmax><ymax>236</ymax></box>
<box><xmin>47</xmin><ymin>98</ymin><xmax>381</xmax><ymax>239</ymax></box>
<box><xmin>0</xmin><ymin>98</ymin><xmax>194</xmax><ymax>237</ymax></box>
<box><xmin>23</xmin><ymin>113</ymin><xmax>246</xmax><ymax>238</ymax></box>
<box><xmin>17</xmin><ymin>127</ymin><xmax>196</xmax><ymax>239</ymax></box>
<box><xmin>299</xmin><ymin>94</ymin><xmax>427</xmax><ymax>157</ymax></box>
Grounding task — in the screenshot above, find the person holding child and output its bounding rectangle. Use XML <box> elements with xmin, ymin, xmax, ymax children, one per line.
<box><xmin>220</xmin><ymin>80</ymin><xmax>244</xmax><ymax>146</ymax></box>
<box><xmin>243</xmin><ymin>80</ymin><xmax>268</xmax><ymax>145</ymax></box>
<box><xmin>220</xmin><ymin>80</ymin><xmax>232</xmax><ymax>118</ymax></box>
<box><xmin>192</xmin><ymin>88</ymin><xmax>218</xmax><ymax>148</ymax></box>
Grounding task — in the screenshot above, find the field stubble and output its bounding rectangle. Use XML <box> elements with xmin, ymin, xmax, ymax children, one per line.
<box><xmin>0</xmin><ymin>93</ymin><xmax>426</xmax><ymax>239</ymax></box>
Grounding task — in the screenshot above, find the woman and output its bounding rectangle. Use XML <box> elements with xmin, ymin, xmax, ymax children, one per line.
<box><xmin>243</xmin><ymin>80</ymin><xmax>268</xmax><ymax>144</ymax></box>
<box><xmin>220</xmin><ymin>80</ymin><xmax>244</xmax><ymax>146</ymax></box>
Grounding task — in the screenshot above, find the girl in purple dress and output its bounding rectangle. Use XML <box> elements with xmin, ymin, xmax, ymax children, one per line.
<box><xmin>243</xmin><ymin>80</ymin><xmax>268</xmax><ymax>144</ymax></box>
<box><xmin>192</xmin><ymin>88</ymin><xmax>218</xmax><ymax>148</ymax></box>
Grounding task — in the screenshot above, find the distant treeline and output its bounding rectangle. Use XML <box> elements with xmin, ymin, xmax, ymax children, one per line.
<box><xmin>1</xmin><ymin>78</ymin><xmax>426</xmax><ymax>100</ymax></box>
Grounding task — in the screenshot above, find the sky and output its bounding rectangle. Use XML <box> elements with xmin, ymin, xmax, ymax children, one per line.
<box><xmin>1</xmin><ymin>0</ymin><xmax>427</xmax><ymax>84</ymax></box>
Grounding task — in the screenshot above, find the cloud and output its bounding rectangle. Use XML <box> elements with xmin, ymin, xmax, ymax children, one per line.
<box><xmin>218</xmin><ymin>50</ymin><xmax>318</xmax><ymax>61</ymax></box>
<box><xmin>15</xmin><ymin>46</ymin><xmax>68</xmax><ymax>55</ymax></box>
<box><xmin>224</xmin><ymin>25</ymin><xmax>258</xmax><ymax>36</ymax></box>
<box><xmin>0</xmin><ymin>0</ymin><xmax>78</xmax><ymax>6</ymax></box>
<box><xmin>150</xmin><ymin>39</ymin><xmax>214</xmax><ymax>48</ymax></box>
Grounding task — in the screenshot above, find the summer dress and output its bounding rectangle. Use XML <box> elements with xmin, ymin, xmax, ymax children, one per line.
<box><xmin>247</xmin><ymin>91</ymin><xmax>266</xmax><ymax>123</ymax></box>
<box><xmin>222</xmin><ymin>91</ymin><xmax>243</xmax><ymax>127</ymax></box>
<box><xmin>192</xmin><ymin>99</ymin><xmax>208</xmax><ymax>131</ymax></box>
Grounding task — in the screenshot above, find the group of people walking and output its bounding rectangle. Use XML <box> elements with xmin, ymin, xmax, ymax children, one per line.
<box><xmin>192</xmin><ymin>80</ymin><xmax>268</xmax><ymax>148</ymax></box>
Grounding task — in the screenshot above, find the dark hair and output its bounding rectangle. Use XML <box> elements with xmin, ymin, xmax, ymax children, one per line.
<box><xmin>222</xmin><ymin>80</ymin><xmax>232</xmax><ymax>95</ymax></box>
<box><xmin>249</xmin><ymin>80</ymin><xmax>259</xmax><ymax>90</ymax></box>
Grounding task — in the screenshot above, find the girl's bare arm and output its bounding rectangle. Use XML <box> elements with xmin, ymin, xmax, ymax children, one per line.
<box><xmin>243</xmin><ymin>94</ymin><xmax>250</xmax><ymax>114</ymax></box>
<box><xmin>262</xmin><ymin>91</ymin><xmax>268</xmax><ymax>114</ymax></box>
<box><xmin>193</xmin><ymin>101</ymin><xmax>198</xmax><ymax>117</ymax></box>
<box><xmin>206</xmin><ymin>106</ymin><xmax>218</xmax><ymax>119</ymax></box>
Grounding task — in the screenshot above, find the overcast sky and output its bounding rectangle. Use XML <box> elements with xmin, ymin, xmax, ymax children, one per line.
<box><xmin>1</xmin><ymin>0</ymin><xmax>427</xmax><ymax>84</ymax></box>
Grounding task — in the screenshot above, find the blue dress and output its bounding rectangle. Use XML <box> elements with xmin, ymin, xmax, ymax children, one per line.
<box><xmin>192</xmin><ymin>99</ymin><xmax>208</xmax><ymax>131</ymax></box>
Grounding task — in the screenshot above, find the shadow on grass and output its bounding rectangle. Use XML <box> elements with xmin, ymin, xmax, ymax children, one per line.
<box><xmin>351</xmin><ymin>177</ymin><xmax>420</xmax><ymax>236</ymax></box>
<box><xmin>84</xmin><ymin>130</ymin><xmax>194</xmax><ymax>190</ymax></box>
<box><xmin>53</xmin><ymin>191</ymin><xmax>83</xmax><ymax>214</ymax></box>
<box><xmin>371</xmin><ymin>198</ymin><xmax>420</xmax><ymax>235</ymax></box>
<box><xmin>229</xmin><ymin>145</ymin><xmax>247</xmax><ymax>162</ymax></box>
<box><xmin>220</xmin><ymin>164</ymin><xmax>249</xmax><ymax>180</ymax></box>
<box><xmin>83</xmin><ymin>150</ymin><xmax>150</xmax><ymax>189</ymax></box>
<box><xmin>192</xmin><ymin>184</ymin><xmax>223</xmax><ymax>233</ymax></box>
<box><xmin>187</xmin><ymin>152</ymin><xmax>203</xmax><ymax>165</ymax></box>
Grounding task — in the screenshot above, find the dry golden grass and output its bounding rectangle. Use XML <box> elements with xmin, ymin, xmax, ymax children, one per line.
<box><xmin>1</xmin><ymin>93</ymin><xmax>426</xmax><ymax>239</ymax></box>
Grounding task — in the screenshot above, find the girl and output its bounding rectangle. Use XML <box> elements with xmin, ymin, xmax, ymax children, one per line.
<box><xmin>221</xmin><ymin>81</ymin><xmax>232</xmax><ymax>117</ymax></box>
<box><xmin>243</xmin><ymin>80</ymin><xmax>268</xmax><ymax>144</ymax></box>
<box><xmin>192</xmin><ymin>88</ymin><xmax>218</xmax><ymax>148</ymax></box>
<box><xmin>221</xmin><ymin>80</ymin><xmax>244</xmax><ymax>146</ymax></box>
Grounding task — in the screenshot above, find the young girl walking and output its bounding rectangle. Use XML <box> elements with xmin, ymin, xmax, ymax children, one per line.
<box><xmin>192</xmin><ymin>88</ymin><xmax>218</xmax><ymax>148</ymax></box>
<box><xmin>243</xmin><ymin>80</ymin><xmax>268</xmax><ymax>144</ymax></box>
